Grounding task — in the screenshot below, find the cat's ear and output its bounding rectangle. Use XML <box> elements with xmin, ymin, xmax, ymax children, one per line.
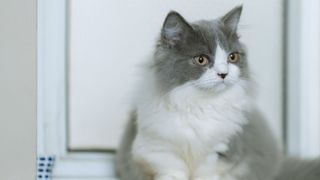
<box><xmin>161</xmin><ymin>11</ymin><xmax>194</xmax><ymax>47</ymax></box>
<box><xmin>221</xmin><ymin>5</ymin><xmax>243</xmax><ymax>33</ymax></box>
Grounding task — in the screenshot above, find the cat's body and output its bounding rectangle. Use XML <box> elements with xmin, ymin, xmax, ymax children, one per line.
<box><xmin>115</xmin><ymin>6</ymin><xmax>320</xmax><ymax>180</ymax></box>
<box><xmin>116</xmin><ymin>73</ymin><xmax>281</xmax><ymax>180</ymax></box>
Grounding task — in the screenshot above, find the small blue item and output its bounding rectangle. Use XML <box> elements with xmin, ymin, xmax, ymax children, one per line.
<box><xmin>37</xmin><ymin>155</ymin><xmax>55</xmax><ymax>180</ymax></box>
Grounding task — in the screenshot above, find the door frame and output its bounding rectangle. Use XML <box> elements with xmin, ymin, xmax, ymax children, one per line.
<box><xmin>37</xmin><ymin>0</ymin><xmax>115</xmax><ymax>179</ymax></box>
<box><xmin>286</xmin><ymin>0</ymin><xmax>320</xmax><ymax>158</ymax></box>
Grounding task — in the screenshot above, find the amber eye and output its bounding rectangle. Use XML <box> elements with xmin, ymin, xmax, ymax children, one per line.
<box><xmin>228</xmin><ymin>52</ymin><xmax>240</xmax><ymax>63</ymax></box>
<box><xmin>194</xmin><ymin>55</ymin><xmax>209</xmax><ymax>66</ymax></box>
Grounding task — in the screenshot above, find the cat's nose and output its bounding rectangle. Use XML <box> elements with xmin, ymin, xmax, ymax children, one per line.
<box><xmin>217</xmin><ymin>73</ymin><xmax>228</xmax><ymax>79</ymax></box>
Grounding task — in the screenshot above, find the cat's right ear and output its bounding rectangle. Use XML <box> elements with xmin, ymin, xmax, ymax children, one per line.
<box><xmin>221</xmin><ymin>5</ymin><xmax>243</xmax><ymax>34</ymax></box>
<box><xmin>161</xmin><ymin>11</ymin><xmax>194</xmax><ymax>47</ymax></box>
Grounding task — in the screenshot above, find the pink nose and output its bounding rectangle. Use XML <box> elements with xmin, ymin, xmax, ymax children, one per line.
<box><xmin>217</xmin><ymin>73</ymin><xmax>228</xmax><ymax>79</ymax></box>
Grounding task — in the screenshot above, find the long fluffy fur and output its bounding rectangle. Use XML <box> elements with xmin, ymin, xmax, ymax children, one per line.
<box><xmin>115</xmin><ymin>114</ymin><xmax>320</xmax><ymax>180</ymax></box>
<box><xmin>115</xmin><ymin>6</ymin><xmax>320</xmax><ymax>180</ymax></box>
<box><xmin>115</xmin><ymin>67</ymin><xmax>281</xmax><ymax>180</ymax></box>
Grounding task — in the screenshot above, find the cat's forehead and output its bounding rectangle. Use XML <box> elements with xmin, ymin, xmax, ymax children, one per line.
<box><xmin>192</xmin><ymin>20</ymin><xmax>232</xmax><ymax>51</ymax></box>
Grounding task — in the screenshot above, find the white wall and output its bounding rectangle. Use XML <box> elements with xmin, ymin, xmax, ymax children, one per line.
<box><xmin>0</xmin><ymin>0</ymin><xmax>37</xmax><ymax>179</ymax></box>
<box><xmin>287</xmin><ymin>0</ymin><xmax>320</xmax><ymax>158</ymax></box>
<box><xmin>68</xmin><ymin>0</ymin><xmax>284</xmax><ymax>150</ymax></box>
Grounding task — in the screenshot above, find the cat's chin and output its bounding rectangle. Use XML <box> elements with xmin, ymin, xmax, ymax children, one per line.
<box><xmin>213</xmin><ymin>82</ymin><xmax>228</xmax><ymax>92</ymax></box>
<box><xmin>196</xmin><ymin>81</ymin><xmax>233</xmax><ymax>95</ymax></box>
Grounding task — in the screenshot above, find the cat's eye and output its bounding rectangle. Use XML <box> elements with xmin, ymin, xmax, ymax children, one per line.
<box><xmin>194</xmin><ymin>55</ymin><xmax>209</xmax><ymax>66</ymax></box>
<box><xmin>228</xmin><ymin>52</ymin><xmax>240</xmax><ymax>63</ymax></box>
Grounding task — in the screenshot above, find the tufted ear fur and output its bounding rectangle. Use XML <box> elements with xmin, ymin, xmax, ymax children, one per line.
<box><xmin>221</xmin><ymin>5</ymin><xmax>243</xmax><ymax>33</ymax></box>
<box><xmin>161</xmin><ymin>11</ymin><xmax>194</xmax><ymax>47</ymax></box>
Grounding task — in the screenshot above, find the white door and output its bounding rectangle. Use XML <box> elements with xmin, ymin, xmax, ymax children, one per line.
<box><xmin>68</xmin><ymin>0</ymin><xmax>284</xmax><ymax>150</ymax></box>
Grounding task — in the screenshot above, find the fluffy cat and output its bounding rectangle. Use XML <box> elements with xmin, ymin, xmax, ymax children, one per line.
<box><xmin>115</xmin><ymin>6</ymin><xmax>320</xmax><ymax>180</ymax></box>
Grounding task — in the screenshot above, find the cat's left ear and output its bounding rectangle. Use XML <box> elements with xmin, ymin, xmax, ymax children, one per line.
<box><xmin>161</xmin><ymin>11</ymin><xmax>194</xmax><ymax>47</ymax></box>
<box><xmin>221</xmin><ymin>5</ymin><xmax>243</xmax><ymax>33</ymax></box>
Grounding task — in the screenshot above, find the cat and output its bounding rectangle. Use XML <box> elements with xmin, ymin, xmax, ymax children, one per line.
<box><xmin>115</xmin><ymin>5</ymin><xmax>320</xmax><ymax>180</ymax></box>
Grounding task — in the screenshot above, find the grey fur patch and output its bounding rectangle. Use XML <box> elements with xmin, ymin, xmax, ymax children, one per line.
<box><xmin>114</xmin><ymin>111</ymin><xmax>147</xmax><ymax>180</ymax></box>
<box><xmin>221</xmin><ymin>5</ymin><xmax>243</xmax><ymax>34</ymax></box>
<box><xmin>152</xmin><ymin>6</ymin><xmax>248</xmax><ymax>93</ymax></box>
<box><xmin>276</xmin><ymin>158</ymin><xmax>320</xmax><ymax>180</ymax></box>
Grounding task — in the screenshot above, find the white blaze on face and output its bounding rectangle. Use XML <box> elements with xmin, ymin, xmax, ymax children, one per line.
<box><xmin>194</xmin><ymin>44</ymin><xmax>241</xmax><ymax>91</ymax></box>
<box><xmin>214</xmin><ymin>44</ymin><xmax>229</xmax><ymax>74</ymax></box>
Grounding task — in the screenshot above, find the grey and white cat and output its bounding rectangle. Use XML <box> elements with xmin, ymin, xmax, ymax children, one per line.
<box><xmin>115</xmin><ymin>6</ymin><xmax>320</xmax><ymax>180</ymax></box>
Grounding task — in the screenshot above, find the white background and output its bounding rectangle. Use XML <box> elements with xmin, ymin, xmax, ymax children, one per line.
<box><xmin>68</xmin><ymin>0</ymin><xmax>284</xmax><ymax>150</ymax></box>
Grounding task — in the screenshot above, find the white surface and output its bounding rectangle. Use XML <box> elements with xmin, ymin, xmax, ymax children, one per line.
<box><xmin>53</xmin><ymin>153</ymin><xmax>115</xmax><ymax>178</ymax></box>
<box><xmin>287</xmin><ymin>0</ymin><xmax>320</xmax><ymax>158</ymax></box>
<box><xmin>299</xmin><ymin>0</ymin><xmax>320</xmax><ymax>158</ymax></box>
<box><xmin>38</xmin><ymin>0</ymin><xmax>68</xmax><ymax>155</ymax></box>
<box><xmin>0</xmin><ymin>0</ymin><xmax>37</xmax><ymax>179</ymax></box>
<box><xmin>69</xmin><ymin>0</ymin><xmax>284</xmax><ymax>150</ymax></box>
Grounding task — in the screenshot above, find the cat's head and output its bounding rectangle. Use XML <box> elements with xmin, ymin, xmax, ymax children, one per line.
<box><xmin>153</xmin><ymin>6</ymin><xmax>249</xmax><ymax>96</ymax></box>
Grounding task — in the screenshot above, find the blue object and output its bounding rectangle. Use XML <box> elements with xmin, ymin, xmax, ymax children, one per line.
<box><xmin>37</xmin><ymin>155</ymin><xmax>55</xmax><ymax>180</ymax></box>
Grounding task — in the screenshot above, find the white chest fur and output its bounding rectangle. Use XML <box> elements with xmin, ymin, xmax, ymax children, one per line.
<box><xmin>134</xmin><ymin>82</ymin><xmax>250</xmax><ymax>161</ymax></box>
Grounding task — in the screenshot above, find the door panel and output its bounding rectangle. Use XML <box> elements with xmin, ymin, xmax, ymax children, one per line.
<box><xmin>68</xmin><ymin>0</ymin><xmax>283</xmax><ymax>150</ymax></box>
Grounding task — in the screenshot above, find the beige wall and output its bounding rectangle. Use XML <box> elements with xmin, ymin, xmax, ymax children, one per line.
<box><xmin>0</xmin><ymin>0</ymin><xmax>36</xmax><ymax>179</ymax></box>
